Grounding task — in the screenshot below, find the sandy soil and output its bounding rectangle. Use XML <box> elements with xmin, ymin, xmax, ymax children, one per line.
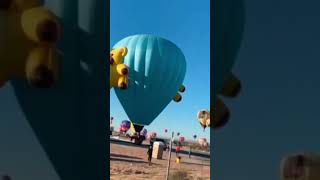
<box><xmin>110</xmin><ymin>143</ymin><xmax>210</xmax><ymax>180</ymax></box>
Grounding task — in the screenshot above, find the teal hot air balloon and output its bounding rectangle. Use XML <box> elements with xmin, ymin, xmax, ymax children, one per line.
<box><xmin>212</xmin><ymin>0</ymin><xmax>245</xmax><ymax>129</ymax></box>
<box><xmin>112</xmin><ymin>35</ymin><xmax>187</xmax><ymax>132</ymax></box>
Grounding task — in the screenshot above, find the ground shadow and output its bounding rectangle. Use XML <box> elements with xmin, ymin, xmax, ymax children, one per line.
<box><xmin>110</xmin><ymin>157</ymin><xmax>148</xmax><ymax>164</ymax></box>
<box><xmin>110</xmin><ymin>153</ymin><xmax>142</xmax><ymax>160</ymax></box>
<box><xmin>110</xmin><ymin>157</ymin><xmax>160</xmax><ymax>166</ymax></box>
<box><xmin>180</xmin><ymin>161</ymin><xmax>210</xmax><ymax>167</ymax></box>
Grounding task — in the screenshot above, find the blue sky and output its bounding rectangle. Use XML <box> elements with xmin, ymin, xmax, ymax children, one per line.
<box><xmin>110</xmin><ymin>0</ymin><xmax>210</xmax><ymax>141</ymax></box>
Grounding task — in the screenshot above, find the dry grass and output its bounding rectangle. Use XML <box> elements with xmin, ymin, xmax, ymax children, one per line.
<box><xmin>169</xmin><ymin>170</ymin><xmax>189</xmax><ymax>180</ymax></box>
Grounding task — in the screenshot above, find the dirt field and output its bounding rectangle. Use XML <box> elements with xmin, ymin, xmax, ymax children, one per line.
<box><xmin>110</xmin><ymin>143</ymin><xmax>210</xmax><ymax>180</ymax></box>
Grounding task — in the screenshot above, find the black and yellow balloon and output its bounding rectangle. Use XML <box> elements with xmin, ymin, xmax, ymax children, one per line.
<box><xmin>0</xmin><ymin>0</ymin><xmax>61</xmax><ymax>88</ymax></box>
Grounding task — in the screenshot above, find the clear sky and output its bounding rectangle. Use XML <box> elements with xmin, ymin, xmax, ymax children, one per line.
<box><xmin>110</xmin><ymin>0</ymin><xmax>210</xmax><ymax>141</ymax></box>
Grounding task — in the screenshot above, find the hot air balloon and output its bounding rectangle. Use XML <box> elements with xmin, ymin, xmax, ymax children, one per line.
<box><xmin>198</xmin><ymin>109</ymin><xmax>210</xmax><ymax>130</ymax></box>
<box><xmin>193</xmin><ymin>135</ymin><xmax>197</xmax><ymax>139</ymax></box>
<box><xmin>119</xmin><ymin>120</ymin><xmax>131</xmax><ymax>133</ymax></box>
<box><xmin>112</xmin><ymin>35</ymin><xmax>187</xmax><ymax>134</ymax></box>
<box><xmin>176</xmin><ymin>146</ymin><xmax>182</xmax><ymax>152</ymax></box>
<box><xmin>198</xmin><ymin>138</ymin><xmax>207</xmax><ymax>147</ymax></box>
<box><xmin>148</xmin><ymin>132</ymin><xmax>157</xmax><ymax>139</ymax></box>
<box><xmin>110</xmin><ymin>116</ymin><xmax>114</xmax><ymax>124</ymax></box>
<box><xmin>281</xmin><ymin>153</ymin><xmax>320</xmax><ymax>180</ymax></box>
<box><xmin>164</xmin><ymin>129</ymin><xmax>168</xmax><ymax>133</ymax></box>
<box><xmin>140</xmin><ymin>128</ymin><xmax>148</xmax><ymax>137</ymax></box>
<box><xmin>213</xmin><ymin>0</ymin><xmax>245</xmax><ymax>130</ymax></box>
<box><xmin>179</xmin><ymin>137</ymin><xmax>185</xmax><ymax>143</ymax></box>
<box><xmin>0</xmin><ymin>0</ymin><xmax>61</xmax><ymax>89</ymax></box>
<box><xmin>177</xmin><ymin>132</ymin><xmax>180</xmax><ymax>136</ymax></box>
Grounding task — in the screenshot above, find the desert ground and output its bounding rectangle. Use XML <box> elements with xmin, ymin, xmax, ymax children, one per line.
<box><xmin>110</xmin><ymin>142</ymin><xmax>210</xmax><ymax>180</ymax></box>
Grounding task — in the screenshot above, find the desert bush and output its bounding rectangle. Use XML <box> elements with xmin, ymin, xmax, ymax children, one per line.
<box><xmin>169</xmin><ymin>170</ymin><xmax>189</xmax><ymax>180</ymax></box>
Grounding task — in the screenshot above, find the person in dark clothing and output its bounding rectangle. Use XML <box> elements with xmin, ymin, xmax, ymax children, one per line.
<box><xmin>147</xmin><ymin>145</ymin><xmax>153</xmax><ymax>165</ymax></box>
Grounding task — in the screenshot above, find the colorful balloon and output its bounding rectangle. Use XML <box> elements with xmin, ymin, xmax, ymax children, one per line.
<box><xmin>113</xmin><ymin>35</ymin><xmax>187</xmax><ymax>129</ymax></box>
<box><xmin>198</xmin><ymin>109</ymin><xmax>210</xmax><ymax>130</ymax></box>
<box><xmin>198</xmin><ymin>138</ymin><xmax>207</xmax><ymax>147</ymax></box>
<box><xmin>140</xmin><ymin>128</ymin><xmax>148</xmax><ymax>137</ymax></box>
<box><xmin>119</xmin><ymin>120</ymin><xmax>131</xmax><ymax>133</ymax></box>
<box><xmin>148</xmin><ymin>132</ymin><xmax>157</xmax><ymax>139</ymax></box>
<box><xmin>179</xmin><ymin>137</ymin><xmax>185</xmax><ymax>143</ymax></box>
<box><xmin>176</xmin><ymin>146</ymin><xmax>182</xmax><ymax>152</ymax></box>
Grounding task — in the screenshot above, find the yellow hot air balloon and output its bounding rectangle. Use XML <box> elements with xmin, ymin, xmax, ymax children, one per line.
<box><xmin>0</xmin><ymin>0</ymin><xmax>61</xmax><ymax>88</ymax></box>
<box><xmin>197</xmin><ymin>109</ymin><xmax>210</xmax><ymax>130</ymax></box>
<box><xmin>109</xmin><ymin>47</ymin><xmax>129</xmax><ymax>89</ymax></box>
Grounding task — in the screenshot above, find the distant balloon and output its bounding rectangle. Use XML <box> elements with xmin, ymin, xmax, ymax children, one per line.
<box><xmin>281</xmin><ymin>153</ymin><xmax>320</xmax><ymax>180</ymax></box>
<box><xmin>197</xmin><ymin>109</ymin><xmax>210</xmax><ymax>130</ymax></box>
<box><xmin>148</xmin><ymin>132</ymin><xmax>157</xmax><ymax>139</ymax></box>
<box><xmin>140</xmin><ymin>128</ymin><xmax>148</xmax><ymax>137</ymax></box>
<box><xmin>193</xmin><ymin>135</ymin><xmax>197</xmax><ymax>139</ymax></box>
<box><xmin>179</xmin><ymin>137</ymin><xmax>185</xmax><ymax>143</ymax></box>
<box><xmin>198</xmin><ymin>138</ymin><xmax>208</xmax><ymax>147</ymax></box>
<box><xmin>177</xmin><ymin>132</ymin><xmax>180</xmax><ymax>136</ymax></box>
<box><xmin>176</xmin><ymin>146</ymin><xmax>182</xmax><ymax>152</ymax></box>
<box><xmin>164</xmin><ymin>129</ymin><xmax>168</xmax><ymax>133</ymax></box>
<box><xmin>113</xmin><ymin>35</ymin><xmax>187</xmax><ymax>129</ymax></box>
<box><xmin>119</xmin><ymin>120</ymin><xmax>131</xmax><ymax>133</ymax></box>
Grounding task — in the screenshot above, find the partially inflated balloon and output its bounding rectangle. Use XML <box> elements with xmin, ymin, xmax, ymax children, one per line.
<box><xmin>113</xmin><ymin>35</ymin><xmax>187</xmax><ymax>126</ymax></box>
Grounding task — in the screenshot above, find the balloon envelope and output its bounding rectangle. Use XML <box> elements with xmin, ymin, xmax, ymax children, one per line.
<box><xmin>140</xmin><ymin>128</ymin><xmax>148</xmax><ymax>137</ymax></box>
<box><xmin>120</xmin><ymin>120</ymin><xmax>131</xmax><ymax>132</ymax></box>
<box><xmin>179</xmin><ymin>137</ymin><xmax>185</xmax><ymax>143</ymax></box>
<box><xmin>113</xmin><ymin>35</ymin><xmax>187</xmax><ymax>126</ymax></box>
<box><xmin>176</xmin><ymin>146</ymin><xmax>182</xmax><ymax>152</ymax></box>
<box><xmin>198</xmin><ymin>109</ymin><xmax>210</xmax><ymax>128</ymax></box>
<box><xmin>198</xmin><ymin>138</ymin><xmax>207</xmax><ymax>146</ymax></box>
<box><xmin>213</xmin><ymin>0</ymin><xmax>245</xmax><ymax>94</ymax></box>
<box><xmin>148</xmin><ymin>132</ymin><xmax>157</xmax><ymax>139</ymax></box>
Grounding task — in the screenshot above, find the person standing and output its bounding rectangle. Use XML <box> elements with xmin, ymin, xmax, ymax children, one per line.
<box><xmin>147</xmin><ymin>145</ymin><xmax>153</xmax><ymax>166</ymax></box>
